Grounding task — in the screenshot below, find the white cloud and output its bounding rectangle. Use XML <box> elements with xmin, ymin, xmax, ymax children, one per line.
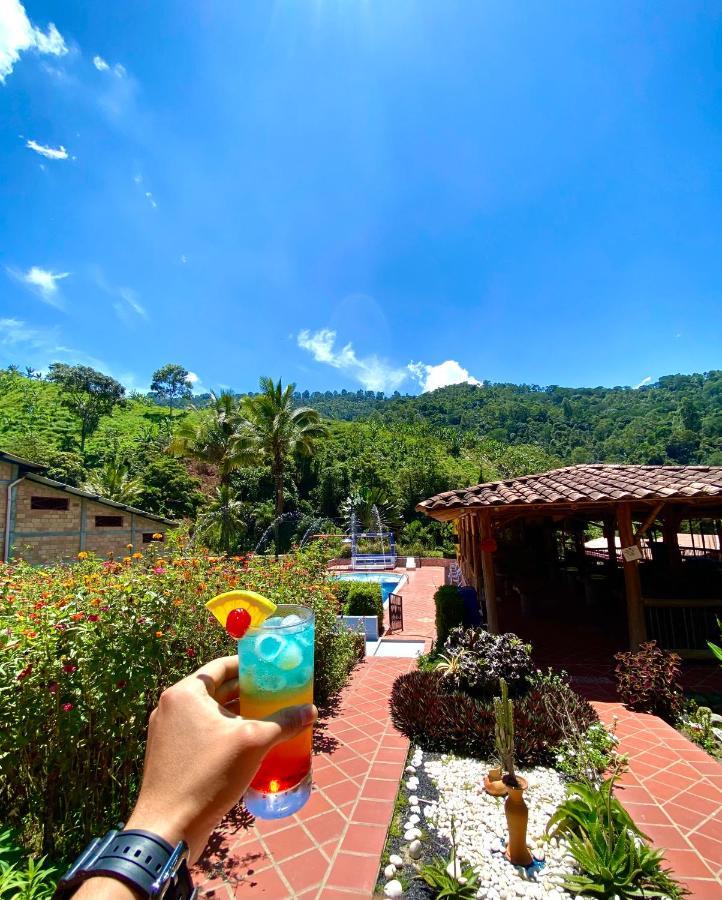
<box><xmin>634</xmin><ymin>375</ymin><xmax>652</xmax><ymax>389</ymax></box>
<box><xmin>25</xmin><ymin>139</ymin><xmax>68</xmax><ymax>160</ymax></box>
<box><xmin>133</xmin><ymin>173</ymin><xmax>143</xmax><ymax>184</ymax></box>
<box><xmin>93</xmin><ymin>54</ymin><xmax>125</xmax><ymax>78</ymax></box>
<box><xmin>187</xmin><ymin>371</ymin><xmax>199</xmax><ymax>384</ymax></box>
<box><xmin>145</xmin><ymin>191</ymin><xmax>157</xmax><ymax>209</ymax></box>
<box><xmin>408</xmin><ymin>359</ymin><xmax>482</xmax><ymax>392</ymax></box>
<box><xmin>92</xmin><ymin>269</ymin><xmax>148</xmax><ymax>323</ymax></box>
<box><xmin>297</xmin><ymin>328</ymin><xmax>408</xmax><ymax>393</ymax></box>
<box><xmin>8</xmin><ymin>265</ymin><xmax>70</xmax><ymax>308</ymax></box>
<box><xmin>180</xmin><ymin>254</ymin><xmax>187</xmax><ymax>264</ymax></box>
<box><xmin>0</xmin><ymin>1</ymin><xmax>67</xmax><ymax>84</ymax></box>
<box><xmin>114</xmin><ymin>63</ymin><xmax>126</xmax><ymax>78</ymax></box>
<box><xmin>93</xmin><ymin>55</ymin><xmax>109</xmax><ymax>71</ymax></box>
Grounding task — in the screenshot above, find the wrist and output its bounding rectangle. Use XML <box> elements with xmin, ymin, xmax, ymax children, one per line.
<box><xmin>73</xmin><ymin>875</ymin><xmax>144</xmax><ymax>899</ymax></box>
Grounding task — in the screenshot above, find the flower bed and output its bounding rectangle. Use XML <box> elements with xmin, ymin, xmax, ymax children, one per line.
<box><xmin>0</xmin><ymin>541</ymin><xmax>359</xmax><ymax>859</ymax></box>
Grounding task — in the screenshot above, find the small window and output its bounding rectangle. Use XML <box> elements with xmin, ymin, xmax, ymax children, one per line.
<box><xmin>95</xmin><ymin>515</ymin><xmax>123</xmax><ymax>527</ymax></box>
<box><xmin>142</xmin><ymin>532</ymin><xmax>165</xmax><ymax>543</ymax></box>
<box><xmin>31</xmin><ymin>496</ymin><xmax>69</xmax><ymax>511</ymax></box>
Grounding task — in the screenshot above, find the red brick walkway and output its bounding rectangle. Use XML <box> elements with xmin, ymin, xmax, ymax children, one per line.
<box><xmin>594</xmin><ymin>701</ymin><xmax>722</xmax><ymax>899</ymax></box>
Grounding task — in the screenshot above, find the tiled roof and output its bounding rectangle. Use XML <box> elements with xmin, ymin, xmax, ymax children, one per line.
<box><xmin>417</xmin><ymin>465</ymin><xmax>722</xmax><ymax>517</ymax></box>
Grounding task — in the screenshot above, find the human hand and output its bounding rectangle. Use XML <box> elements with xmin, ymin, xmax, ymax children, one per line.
<box><xmin>124</xmin><ymin>654</ymin><xmax>316</xmax><ymax>861</ymax></box>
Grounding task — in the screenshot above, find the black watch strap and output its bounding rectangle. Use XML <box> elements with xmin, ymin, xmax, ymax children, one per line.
<box><xmin>54</xmin><ymin>827</ymin><xmax>196</xmax><ymax>899</ymax></box>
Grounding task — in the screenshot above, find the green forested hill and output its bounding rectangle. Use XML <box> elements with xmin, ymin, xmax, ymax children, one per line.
<box><xmin>0</xmin><ymin>367</ymin><xmax>720</xmax><ymax>554</ymax></box>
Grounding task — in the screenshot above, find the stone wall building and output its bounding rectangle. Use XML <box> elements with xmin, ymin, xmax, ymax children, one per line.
<box><xmin>1</xmin><ymin>451</ymin><xmax>176</xmax><ymax>564</ymax></box>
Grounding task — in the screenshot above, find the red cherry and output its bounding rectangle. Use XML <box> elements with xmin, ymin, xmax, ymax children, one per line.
<box><xmin>226</xmin><ymin>607</ymin><xmax>251</xmax><ymax>639</ymax></box>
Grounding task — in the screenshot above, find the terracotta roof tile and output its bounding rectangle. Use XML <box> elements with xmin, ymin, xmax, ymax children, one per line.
<box><xmin>417</xmin><ymin>465</ymin><xmax>722</xmax><ymax>516</ymax></box>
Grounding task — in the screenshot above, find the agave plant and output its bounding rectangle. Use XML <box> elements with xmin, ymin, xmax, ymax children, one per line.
<box><xmin>435</xmin><ymin>649</ymin><xmax>468</xmax><ymax>679</ymax></box>
<box><xmin>416</xmin><ymin>817</ymin><xmax>479</xmax><ymax>899</ymax></box>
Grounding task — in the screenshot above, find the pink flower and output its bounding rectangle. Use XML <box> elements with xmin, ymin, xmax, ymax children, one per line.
<box><xmin>62</xmin><ymin>703</ymin><xmax>73</xmax><ymax>712</ymax></box>
<box><xmin>186</xmin><ymin>648</ymin><xmax>196</xmax><ymax>658</ymax></box>
<box><xmin>17</xmin><ymin>664</ymin><xmax>32</xmax><ymax>681</ymax></box>
<box><xmin>100</xmin><ymin>605</ymin><xmax>110</xmax><ymax>612</ymax></box>
<box><xmin>153</xmin><ymin>566</ymin><xmax>166</xmax><ymax>575</ymax></box>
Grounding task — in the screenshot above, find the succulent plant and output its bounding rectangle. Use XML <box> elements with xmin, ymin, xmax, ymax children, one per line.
<box><xmin>494</xmin><ymin>677</ymin><xmax>515</xmax><ymax>777</ymax></box>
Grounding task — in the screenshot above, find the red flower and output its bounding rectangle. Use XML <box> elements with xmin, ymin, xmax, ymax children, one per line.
<box><xmin>17</xmin><ymin>664</ymin><xmax>32</xmax><ymax>681</ymax></box>
<box><xmin>71</xmin><ymin>613</ymin><xmax>84</xmax><ymax>621</ymax></box>
<box><xmin>100</xmin><ymin>605</ymin><xmax>110</xmax><ymax>612</ymax></box>
<box><xmin>153</xmin><ymin>566</ymin><xmax>166</xmax><ymax>575</ymax></box>
<box><xmin>186</xmin><ymin>648</ymin><xmax>196</xmax><ymax>658</ymax></box>
<box><xmin>63</xmin><ymin>663</ymin><xmax>78</xmax><ymax>674</ymax></box>
<box><xmin>87</xmin><ymin>614</ymin><xmax>100</xmax><ymax>622</ymax></box>
<box><xmin>62</xmin><ymin>703</ymin><xmax>73</xmax><ymax>712</ymax></box>
<box><xmin>116</xmin><ymin>679</ymin><xmax>127</xmax><ymax>689</ymax></box>
<box><xmin>48</xmin><ymin>681</ymin><xmax>58</xmax><ymax>694</ymax></box>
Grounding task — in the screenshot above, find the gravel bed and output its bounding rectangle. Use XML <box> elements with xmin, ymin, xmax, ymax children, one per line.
<box><xmin>379</xmin><ymin>747</ymin><xmax>576</xmax><ymax>899</ymax></box>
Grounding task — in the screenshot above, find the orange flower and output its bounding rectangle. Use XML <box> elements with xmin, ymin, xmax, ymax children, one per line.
<box><xmin>126</xmin><ymin>544</ymin><xmax>134</xmax><ymax>550</ymax></box>
<box><xmin>77</xmin><ymin>551</ymin><xmax>89</xmax><ymax>560</ymax></box>
<box><xmin>123</xmin><ymin>556</ymin><xmax>132</xmax><ymax>563</ymax></box>
<box><xmin>152</xmin><ymin>533</ymin><xmax>163</xmax><ymax>541</ymax></box>
<box><xmin>132</xmin><ymin>552</ymin><xmax>143</xmax><ymax>560</ymax></box>
<box><xmin>173</xmin><ymin>599</ymin><xmax>182</xmax><ymax>606</ymax></box>
<box><xmin>155</xmin><ymin>630</ymin><xmax>163</xmax><ymax>638</ymax></box>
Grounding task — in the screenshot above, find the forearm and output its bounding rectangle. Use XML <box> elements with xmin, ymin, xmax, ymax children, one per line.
<box><xmin>73</xmin><ymin>877</ymin><xmax>142</xmax><ymax>899</ymax></box>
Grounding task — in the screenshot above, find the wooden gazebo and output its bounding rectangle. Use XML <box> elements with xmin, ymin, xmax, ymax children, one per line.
<box><xmin>417</xmin><ymin>465</ymin><xmax>722</xmax><ymax>653</ymax></box>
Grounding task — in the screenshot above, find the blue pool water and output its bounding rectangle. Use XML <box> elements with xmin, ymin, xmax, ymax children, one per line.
<box><xmin>333</xmin><ymin>572</ymin><xmax>403</xmax><ymax>604</ymax></box>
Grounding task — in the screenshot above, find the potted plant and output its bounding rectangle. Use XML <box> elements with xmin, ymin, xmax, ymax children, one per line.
<box><xmin>494</xmin><ymin>678</ymin><xmax>532</xmax><ymax>867</ymax></box>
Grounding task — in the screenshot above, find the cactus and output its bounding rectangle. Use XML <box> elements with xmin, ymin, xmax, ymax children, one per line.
<box><xmin>494</xmin><ymin>677</ymin><xmax>515</xmax><ymax>777</ymax></box>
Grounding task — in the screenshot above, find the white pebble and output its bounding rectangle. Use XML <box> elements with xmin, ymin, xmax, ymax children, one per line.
<box><xmin>383</xmin><ymin>880</ymin><xmax>403</xmax><ymax>898</ymax></box>
<box><xmin>405</xmin><ymin>765</ymin><xmax>416</xmax><ymax>773</ymax></box>
<box><xmin>408</xmin><ymin>795</ymin><xmax>419</xmax><ymax>805</ymax></box>
<box><xmin>388</xmin><ymin>854</ymin><xmax>403</xmax><ymax>867</ymax></box>
<box><xmin>407</xmin><ymin>813</ymin><xmax>420</xmax><ymax>825</ymax></box>
<box><xmin>403</xmin><ymin>828</ymin><xmax>421</xmax><ymax>841</ymax></box>
<box><xmin>408</xmin><ymin>839</ymin><xmax>423</xmax><ymax>859</ymax></box>
<box><xmin>383</xmin><ymin>864</ymin><xmax>396</xmax><ymax>879</ymax></box>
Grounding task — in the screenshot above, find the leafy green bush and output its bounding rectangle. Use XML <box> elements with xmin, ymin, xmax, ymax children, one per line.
<box><xmin>554</xmin><ymin>722</ymin><xmax>620</xmax><ymax>781</ymax></box>
<box><xmin>0</xmin><ymin>542</ymin><xmax>357</xmax><ymax>858</ymax></box>
<box><xmin>614</xmin><ymin>641</ymin><xmax>683</xmax><ymax>722</ymax></box>
<box><xmin>434</xmin><ymin>585</ymin><xmax>465</xmax><ymax>648</ymax></box>
<box><xmin>443</xmin><ymin>627</ymin><xmax>533</xmax><ymax>698</ymax></box>
<box><xmin>679</xmin><ymin>703</ymin><xmax>722</xmax><ymax>759</ymax></box>
<box><xmin>390</xmin><ymin>669</ymin><xmax>597</xmax><ymax>765</ymax></box>
<box><xmin>547</xmin><ymin>778</ymin><xmax>684</xmax><ymax>899</ymax></box>
<box><xmin>0</xmin><ymin>826</ymin><xmax>57</xmax><ymax>899</ymax></box>
<box><xmin>330</xmin><ymin>580</ymin><xmax>384</xmax><ymax>634</ymax></box>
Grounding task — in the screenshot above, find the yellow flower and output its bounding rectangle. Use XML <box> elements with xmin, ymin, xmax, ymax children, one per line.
<box><xmin>152</xmin><ymin>533</ymin><xmax>163</xmax><ymax>541</ymax></box>
<box><xmin>156</xmin><ymin>558</ymin><xmax>166</xmax><ymax>566</ymax></box>
<box><xmin>126</xmin><ymin>544</ymin><xmax>133</xmax><ymax>551</ymax></box>
<box><xmin>123</xmin><ymin>556</ymin><xmax>132</xmax><ymax>563</ymax></box>
<box><xmin>132</xmin><ymin>552</ymin><xmax>143</xmax><ymax>560</ymax></box>
<box><xmin>77</xmin><ymin>551</ymin><xmax>88</xmax><ymax>560</ymax></box>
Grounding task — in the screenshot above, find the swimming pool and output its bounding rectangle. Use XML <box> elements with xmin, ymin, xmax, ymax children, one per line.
<box><xmin>333</xmin><ymin>572</ymin><xmax>405</xmax><ymax>604</ymax></box>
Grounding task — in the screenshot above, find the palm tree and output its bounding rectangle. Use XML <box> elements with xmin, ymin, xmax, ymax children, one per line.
<box><xmin>242</xmin><ymin>377</ymin><xmax>327</xmax><ymax>553</ymax></box>
<box><xmin>169</xmin><ymin>391</ymin><xmax>255</xmax><ymax>485</ymax></box>
<box><xmin>193</xmin><ymin>485</ymin><xmax>247</xmax><ymax>554</ymax></box>
<box><xmin>84</xmin><ymin>457</ymin><xmax>144</xmax><ymax>504</ymax></box>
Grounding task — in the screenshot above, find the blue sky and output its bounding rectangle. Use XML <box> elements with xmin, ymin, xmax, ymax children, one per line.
<box><xmin>1</xmin><ymin>1</ymin><xmax>721</xmax><ymax>395</ymax></box>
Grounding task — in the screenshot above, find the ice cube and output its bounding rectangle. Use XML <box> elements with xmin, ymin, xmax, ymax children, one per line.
<box><xmin>288</xmin><ymin>665</ymin><xmax>313</xmax><ymax>688</ymax></box>
<box><xmin>263</xmin><ymin>616</ymin><xmax>283</xmax><ymax>628</ymax></box>
<box><xmin>254</xmin><ymin>633</ymin><xmax>284</xmax><ymax>663</ymax></box>
<box><xmin>275</xmin><ymin>639</ymin><xmax>303</xmax><ymax>671</ymax></box>
<box><xmin>253</xmin><ymin>670</ymin><xmax>286</xmax><ymax>692</ymax></box>
<box><xmin>281</xmin><ymin>613</ymin><xmax>303</xmax><ymax>627</ymax></box>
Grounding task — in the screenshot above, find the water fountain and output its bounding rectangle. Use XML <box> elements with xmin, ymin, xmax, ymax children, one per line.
<box><xmin>371</xmin><ymin>504</ymin><xmax>386</xmax><ymax>559</ymax></box>
<box><xmin>299</xmin><ymin>517</ymin><xmax>328</xmax><ymax>548</ymax></box>
<box><xmin>254</xmin><ymin>511</ymin><xmax>301</xmax><ymax>554</ymax></box>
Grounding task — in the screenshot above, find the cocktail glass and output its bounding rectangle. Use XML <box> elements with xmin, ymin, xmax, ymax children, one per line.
<box><xmin>237</xmin><ymin>604</ymin><xmax>314</xmax><ymax>819</ymax></box>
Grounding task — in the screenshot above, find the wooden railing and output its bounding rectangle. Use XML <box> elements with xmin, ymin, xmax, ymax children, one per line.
<box><xmin>644</xmin><ymin>597</ymin><xmax>722</xmax><ymax>657</ymax></box>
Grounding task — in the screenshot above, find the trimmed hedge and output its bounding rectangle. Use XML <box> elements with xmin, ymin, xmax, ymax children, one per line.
<box><xmin>331</xmin><ymin>580</ymin><xmax>384</xmax><ymax>635</ymax></box>
<box><xmin>390</xmin><ymin>669</ymin><xmax>598</xmax><ymax>765</ymax></box>
<box><xmin>434</xmin><ymin>584</ymin><xmax>465</xmax><ymax>648</ymax></box>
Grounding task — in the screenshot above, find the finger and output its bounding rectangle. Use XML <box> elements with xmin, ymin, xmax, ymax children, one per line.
<box><xmin>214</xmin><ymin>677</ymin><xmax>239</xmax><ymax>706</ymax></box>
<box><xmin>243</xmin><ymin>704</ymin><xmax>317</xmax><ymax>750</ymax></box>
<box><xmin>191</xmin><ymin>656</ymin><xmax>238</xmax><ymax>696</ymax></box>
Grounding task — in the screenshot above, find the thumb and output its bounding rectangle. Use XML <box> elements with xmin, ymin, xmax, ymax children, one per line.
<box><xmin>249</xmin><ymin>703</ymin><xmax>317</xmax><ymax>751</ymax></box>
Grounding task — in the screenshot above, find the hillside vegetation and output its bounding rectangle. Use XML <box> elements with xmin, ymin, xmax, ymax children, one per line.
<box><xmin>1</xmin><ymin>367</ymin><xmax>720</xmax><ymax>555</ymax></box>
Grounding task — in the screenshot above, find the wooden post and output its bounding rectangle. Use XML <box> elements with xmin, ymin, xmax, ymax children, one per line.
<box><xmin>617</xmin><ymin>503</ymin><xmax>646</xmax><ymax>648</ymax></box>
<box><xmin>662</xmin><ymin>508</ymin><xmax>683</xmax><ymax>574</ymax></box>
<box><xmin>471</xmin><ymin>514</ymin><xmax>484</xmax><ymax>609</ymax></box>
<box><xmin>479</xmin><ymin>511</ymin><xmax>499</xmax><ymax>634</ymax></box>
<box><xmin>603</xmin><ymin>517</ymin><xmax>617</xmax><ymax>574</ymax></box>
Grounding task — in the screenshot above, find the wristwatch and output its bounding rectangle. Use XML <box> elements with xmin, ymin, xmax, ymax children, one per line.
<box><xmin>54</xmin><ymin>826</ymin><xmax>197</xmax><ymax>898</ymax></box>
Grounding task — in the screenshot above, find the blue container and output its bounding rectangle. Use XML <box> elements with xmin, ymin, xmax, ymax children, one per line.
<box><xmin>459</xmin><ymin>585</ymin><xmax>482</xmax><ymax>627</ymax></box>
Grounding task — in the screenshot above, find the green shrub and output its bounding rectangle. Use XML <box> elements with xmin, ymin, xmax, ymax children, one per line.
<box><xmin>1</xmin><ymin>543</ymin><xmax>357</xmax><ymax>858</ymax></box>
<box><xmin>548</xmin><ymin>778</ymin><xmax>684</xmax><ymax>899</ymax></box>
<box><xmin>390</xmin><ymin>669</ymin><xmax>597</xmax><ymax>765</ymax></box>
<box><xmin>679</xmin><ymin>702</ymin><xmax>722</xmax><ymax>759</ymax></box>
<box><xmin>554</xmin><ymin>722</ymin><xmax>620</xmax><ymax>781</ymax></box>
<box><xmin>443</xmin><ymin>627</ymin><xmax>533</xmax><ymax>699</ymax></box>
<box><xmin>434</xmin><ymin>584</ymin><xmax>465</xmax><ymax>648</ymax></box>
<box><xmin>614</xmin><ymin>641</ymin><xmax>683</xmax><ymax>723</ymax></box>
<box><xmin>0</xmin><ymin>826</ymin><xmax>57</xmax><ymax>899</ymax></box>
<box><xmin>330</xmin><ymin>581</ymin><xmax>384</xmax><ymax>635</ymax></box>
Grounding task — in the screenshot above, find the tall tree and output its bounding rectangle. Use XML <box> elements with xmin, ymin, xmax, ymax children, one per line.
<box><xmin>169</xmin><ymin>391</ymin><xmax>255</xmax><ymax>485</ymax></box>
<box><xmin>242</xmin><ymin>377</ymin><xmax>327</xmax><ymax>553</ymax></box>
<box><xmin>46</xmin><ymin>364</ymin><xmax>125</xmax><ymax>452</ymax></box>
<box><xmin>150</xmin><ymin>363</ymin><xmax>193</xmax><ymax>416</ymax></box>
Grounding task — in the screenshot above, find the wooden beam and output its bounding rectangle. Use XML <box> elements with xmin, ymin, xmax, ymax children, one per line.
<box><xmin>662</xmin><ymin>508</ymin><xmax>683</xmax><ymax>574</ymax></box>
<box><xmin>471</xmin><ymin>514</ymin><xmax>484</xmax><ymax>611</ymax></box>
<box><xmin>617</xmin><ymin>502</ymin><xmax>646</xmax><ymax>648</ymax></box>
<box><xmin>479</xmin><ymin>510</ymin><xmax>499</xmax><ymax>634</ymax></box>
<box><xmin>603</xmin><ymin>517</ymin><xmax>617</xmax><ymax>573</ymax></box>
<box><xmin>634</xmin><ymin>501</ymin><xmax>665</xmax><ymax>543</ymax></box>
